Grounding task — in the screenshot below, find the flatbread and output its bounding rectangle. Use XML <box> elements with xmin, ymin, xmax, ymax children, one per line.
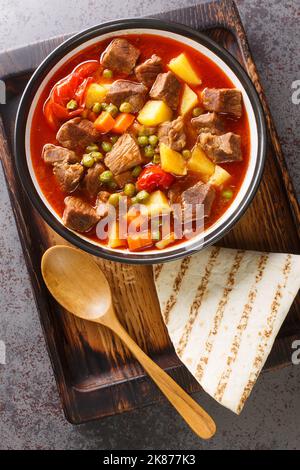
<box><xmin>153</xmin><ymin>247</ymin><xmax>300</xmax><ymax>413</ymax></box>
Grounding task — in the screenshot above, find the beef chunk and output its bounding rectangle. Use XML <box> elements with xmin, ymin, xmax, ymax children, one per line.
<box><xmin>106</xmin><ymin>80</ymin><xmax>147</xmax><ymax>113</ymax></box>
<box><xmin>199</xmin><ymin>132</ymin><xmax>242</xmax><ymax>163</ymax></box>
<box><xmin>100</xmin><ymin>38</ymin><xmax>140</xmax><ymax>75</ymax></box>
<box><xmin>42</xmin><ymin>144</ymin><xmax>80</xmax><ymax>165</ymax></box>
<box><xmin>81</xmin><ymin>162</ymin><xmax>106</xmax><ymax>198</ymax></box>
<box><xmin>149</xmin><ymin>72</ymin><xmax>181</xmax><ymax>110</ymax></box>
<box><xmin>56</xmin><ymin>118</ymin><xmax>101</xmax><ymax>150</ymax></box>
<box><xmin>202</xmin><ymin>88</ymin><xmax>242</xmax><ymax>118</ymax></box>
<box><xmin>53</xmin><ymin>162</ymin><xmax>84</xmax><ymax>193</ymax></box>
<box><xmin>191</xmin><ymin>112</ymin><xmax>223</xmax><ymax>135</ymax></box>
<box><xmin>181</xmin><ymin>182</ymin><xmax>215</xmax><ymax>220</ymax></box>
<box><xmin>104</xmin><ymin>133</ymin><xmax>143</xmax><ymax>175</ymax></box>
<box><xmin>169</xmin><ymin>179</ymin><xmax>215</xmax><ymax>221</ymax></box>
<box><xmin>135</xmin><ymin>54</ymin><xmax>163</xmax><ymax>87</ymax></box>
<box><xmin>114</xmin><ymin>170</ymin><xmax>135</xmax><ymax>188</ymax></box>
<box><xmin>95</xmin><ymin>191</ymin><xmax>110</xmax><ymax>218</ymax></box>
<box><xmin>63</xmin><ymin>196</ymin><xmax>99</xmax><ymax>232</ymax></box>
<box><xmin>158</xmin><ymin>116</ymin><xmax>186</xmax><ymax>152</ymax></box>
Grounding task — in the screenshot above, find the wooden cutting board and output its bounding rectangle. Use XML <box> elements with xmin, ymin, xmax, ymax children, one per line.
<box><xmin>0</xmin><ymin>0</ymin><xmax>299</xmax><ymax>423</ymax></box>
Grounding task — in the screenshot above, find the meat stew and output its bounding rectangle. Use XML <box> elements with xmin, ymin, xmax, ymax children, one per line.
<box><xmin>30</xmin><ymin>34</ymin><xmax>250</xmax><ymax>252</ymax></box>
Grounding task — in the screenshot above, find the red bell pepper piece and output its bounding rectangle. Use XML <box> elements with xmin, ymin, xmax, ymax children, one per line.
<box><xmin>136</xmin><ymin>165</ymin><xmax>175</xmax><ymax>192</ymax></box>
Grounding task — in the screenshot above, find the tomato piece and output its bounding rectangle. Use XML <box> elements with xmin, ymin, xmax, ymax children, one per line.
<box><xmin>51</xmin><ymin>102</ymin><xmax>82</xmax><ymax>119</ymax></box>
<box><xmin>43</xmin><ymin>60</ymin><xmax>99</xmax><ymax>129</ymax></box>
<box><xmin>136</xmin><ymin>165</ymin><xmax>175</xmax><ymax>192</ymax></box>
<box><xmin>52</xmin><ymin>74</ymin><xmax>80</xmax><ymax>106</ymax></box>
<box><xmin>43</xmin><ymin>100</ymin><xmax>59</xmax><ymax>131</ymax></box>
<box><xmin>75</xmin><ymin>76</ymin><xmax>95</xmax><ymax>107</ymax></box>
<box><xmin>43</xmin><ymin>99</ymin><xmax>82</xmax><ymax>131</ymax></box>
<box><xmin>72</xmin><ymin>60</ymin><xmax>99</xmax><ymax>80</ymax></box>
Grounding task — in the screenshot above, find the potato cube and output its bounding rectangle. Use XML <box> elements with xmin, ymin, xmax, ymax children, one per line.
<box><xmin>137</xmin><ymin>100</ymin><xmax>172</xmax><ymax>126</ymax></box>
<box><xmin>85</xmin><ymin>83</ymin><xmax>108</xmax><ymax>109</ymax></box>
<box><xmin>168</xmin><ymin>53</ymin><xmax>202</xmax><ymax>86</ymax></box>
<box><xmin>179</xmin><ymin>84</ymin><xmax>198</xmax><ymax>115</ymax></box>
<box><xmin>187</xmin><ymin>145</ymin><xmax>215</xmax><ymax>181</ymax></box>
<box><xmin>160</xmin><ymin>143</ymin><xmax>187</xmax><ymax>176</ymax></box>
<box><xmin>108</xmin><ymin>221</ymin><xmax>127</xmax><ymax>248</ymax></box>
<box><xmin>145</xmin><ymin>190</ymin><xmax>172</xmax><ymax>217</ymax></box>
<box><xmin>209</xmin><ymin>165</ymin><xmax>232</xmax><ymax>186</ymax></box>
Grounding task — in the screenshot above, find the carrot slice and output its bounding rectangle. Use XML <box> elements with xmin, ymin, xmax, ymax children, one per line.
<box><xmin>127</xmin><ymin>231</ymin><xmax>153</xmax><ymax>251</ymax></box>
<box><xmin>93</xmin><ymin>111</ymin><xmax>115</xmax><ymax>133</ymax></box>
<box><xmin>112</xmin><ymin>113</ymin><xmax>135</xmax><ymax>134</ymax></box>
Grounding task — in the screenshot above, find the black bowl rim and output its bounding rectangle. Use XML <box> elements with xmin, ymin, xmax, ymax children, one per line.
<box><xmin>14</xmin><ymin>17</ymin><xmax>267</xmax><ymax>264</ymax></box>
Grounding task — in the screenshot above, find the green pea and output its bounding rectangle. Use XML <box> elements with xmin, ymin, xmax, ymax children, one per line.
<box><xmin>136</xmin><ymin>190</ymin><xmax>150</xmax><ymax>203</ymax></box>
<box><xmin>138</xmin><ymin>126</ymin><xmax>154</xmax><ymax>136</ymax></box>
<box><xmin>102</xmin><ymin>68</ymin><xmax>113</xmax><ymax>79</ymax></box>
<box><xmin>81</xmin><ymin>154</ymin><xmax>95</xmax><ymax>168</ymax></box>
<box><xmin>144</xmin><ymin>145</ymin><xmax>154</xmax><ymax>158</ymax></box>
<box><xmin>92</xmin><ymin>102</ymin><xmax>102</xmax><ymax>114</ymax></box>
<box><xmin>138</xmin><ymin>135</ymin><xmax>149</xmax><ymax>147</ymax></box>
<box><xmin>124</xmin><ymin>183</ymin><xmax>136</xmax><ymax>197</ymax></box>
<box><xmin>182</xmin><ymin>149</ymin><xmax>191</xmax><ymax>160</ymax></box>
<box><xmin>192</xmin><ymin>107</ymin><xmax>203</xmax><ymax>117</ymax></box>
<box><xmin>108</xmin><ymin>193</ymin><xmax>121</xmax><ymax>207</ymax></box>
<box><xmin>90</xmin><ymin>151</ymin><xmax>103</xmax><ymax>161</ymax></box>
<box><xmin>101</xmin><ymin>102</ymin><xmax>108</xmax><ymax>111</ymax></box>
<box><xmin>106</xmin><ymin>103</ymin><xmax>119</xmax><ymax>117</ymax></box>
<box><xmin>148</xmin><ymin>135</ymin><xmax>158</xmax><ymax>146</ymax></box>
<box><xmin>99</xmin><ymin>170</ymin><xmax>113</xmax><ymax>183</ymax></box>
<box><xmin>110</xmin><ymin>135</ymin><xmax>118</xmax><ymax>144</ymax></box>
<box><xmin>119</xmin><ymin>102</ymin><xmax>133</xmax><ymax>113</ymax></box>
<box><xmin>101</xmin><ymin>141</ymin><xmax>113</xmax><ymax>153</ymax></box>
<box><xmin>107</xmin><ymin>180</ymin><xmax>118</xmax><ymax>190</ymax></box>
<box><xmin>222</xmin><ymin>189</ymin><xmax>234</xmax><ymax>200</ymax></box>
<box><xmin>132</xmin><ymin>165</ymin><xmax>142</xmax><ymax>178</ymax></box>
<box><xmin>152</xmin><ymin>154</ymin><xmax>161</xmax><ymax>164</ymax></box>
<box><xmin>66</xmin><ymin>99</ymin><xmax>78</xmax><ymax>110</ymax></box>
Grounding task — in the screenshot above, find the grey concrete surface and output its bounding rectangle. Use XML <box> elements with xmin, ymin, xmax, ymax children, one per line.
<box><xmin>0</xmin><ymin>0</ymin><xmax>299</xmax><ymax>450</ymax></box>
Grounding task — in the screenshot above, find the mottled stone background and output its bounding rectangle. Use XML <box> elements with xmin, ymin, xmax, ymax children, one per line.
<box><xmin>0</xmin><ymin>0</ymin><xmax>299</xmax><ymax>450</ymax></box>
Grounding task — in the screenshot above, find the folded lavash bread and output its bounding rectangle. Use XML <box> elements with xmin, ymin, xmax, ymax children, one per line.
<box><xmin>153</xmin><ymin>247</ymin><xmax>300</xmax><ymax>414</ymax></box>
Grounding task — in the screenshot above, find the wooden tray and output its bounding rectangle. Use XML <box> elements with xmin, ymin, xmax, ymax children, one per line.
<box><xmin>0</xmin><ymin>0</ymin><xmax>299</xmax><ymax>424</ymax></box>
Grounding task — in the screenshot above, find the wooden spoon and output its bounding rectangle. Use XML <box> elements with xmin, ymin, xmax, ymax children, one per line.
<box><xmin>41</xmin><ymin>245</ymin><xmax>216</xmax><ymax>439</ymax></box>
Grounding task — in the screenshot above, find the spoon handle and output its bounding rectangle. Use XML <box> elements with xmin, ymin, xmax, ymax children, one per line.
<box><xmin>105</xmin><ymin>314</ymin><xmax>216</xmax><ymax>439</ymax></box>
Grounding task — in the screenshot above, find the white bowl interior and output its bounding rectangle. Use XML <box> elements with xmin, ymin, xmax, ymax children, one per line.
<box><xmin>25</xmin><ymin>28</ymin><xmax>258</xmax><ymax>257</ymax></box>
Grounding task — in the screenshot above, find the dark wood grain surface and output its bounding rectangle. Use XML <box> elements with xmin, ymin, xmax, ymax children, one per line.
<box><xmin>0</xmin><ymin>0</ymin><xmax>299</xmax><ymax>423</ymax></box>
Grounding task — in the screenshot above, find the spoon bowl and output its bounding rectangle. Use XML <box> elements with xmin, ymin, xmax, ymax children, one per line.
<box><xmin>41</xmin><ymin>245</ymin><xmax>216</xmax><ymax>439</ymax></box>
<box><xmin>42</xmin><ymin>245</ymin><xmax>111</xmax><ymax>321</ymax></box>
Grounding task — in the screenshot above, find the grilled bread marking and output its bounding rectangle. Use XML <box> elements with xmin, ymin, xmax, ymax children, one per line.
<box><xmin>154</xmin><ymin>248</ymin><xmax>300</xmax><ymax>413</ymax></box>
<box><xmin>214</xmin><ymin>253</ymin><xmax>269</xmax><ymax>402</ymax></box>
<box><xmin>195</xmin><ymin>250</ymin><xmax>245</xmax><ymax>381</ymax></box>
<box><xmin>153</xmin><ymin>264</ymin><xmax>163</xmax><ymax>282</ymax></box>
<box><xmin>176</xmin><ymin>246</ymin><xmax>221</xmax><ymax>358</ymax></box>
<box><xmin>236</xmin><ymin>253</ymin><xmax>292</xmax><ymax>413</ymax></box>
<box><xmin>162</xmin><ymin>256</ymin><xmax>192</xmax><ymax>324</ymax></box>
